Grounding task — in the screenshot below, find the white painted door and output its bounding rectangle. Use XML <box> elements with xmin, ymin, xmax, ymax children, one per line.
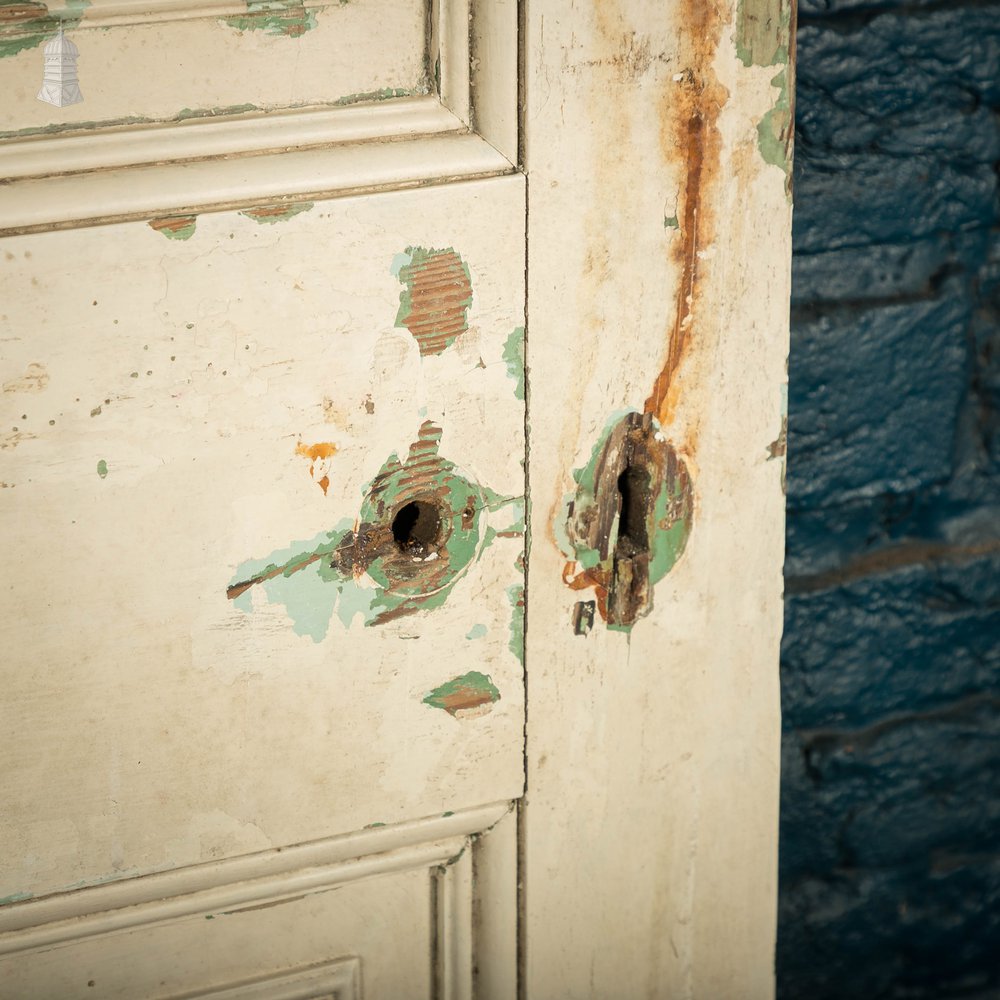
<box><xmin>0</xmin><ymin>1</ymin><xmax>792</xmax><ymax>997</ymax></box>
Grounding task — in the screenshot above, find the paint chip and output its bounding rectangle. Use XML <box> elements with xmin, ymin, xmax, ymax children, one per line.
<box><xmin>295</xmin><ymin>440</ymin><xmax>337</xmax><ymax>495</ymax></box>
<box><xmin>393</xmin><ymin>247</ymin><xmax>473</xmax><ymax>357</ymax></box>
<box><xmin>96</xmin><ymin>459</ymin><xmax>108</xmax><ymax>479</ymax></box>
<box><xmin>423</xmin><ymin>671</ymin><xmax>501</xmax><ymax>717</ymax></box>
<box><xmin>239</xmin><ymin>202</ymin><xmax>314</xmax><ymax>225</ymax></box>
<box><xmin>149</xmin><ymin>216</ymin><xmax>197</xmax><ymax>241</ymax></box>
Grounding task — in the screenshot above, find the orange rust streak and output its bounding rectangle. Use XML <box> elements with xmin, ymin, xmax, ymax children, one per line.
<box><xmin>644</xmin><ymin>104</ymin><xmax>708</xmax><ymax>425</ymax></box>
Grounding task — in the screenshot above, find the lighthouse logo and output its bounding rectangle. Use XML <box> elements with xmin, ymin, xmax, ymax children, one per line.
<box><xmin>37</xmin><ymin>27</ymin><xmax>83</xmax><ymax>108</ymax></box>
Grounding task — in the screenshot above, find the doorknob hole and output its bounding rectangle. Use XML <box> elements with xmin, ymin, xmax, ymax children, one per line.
<box><xmin>392</xmin><ymin>500</ymin><xmax>442</xmax><ymax>555</ymax></box>
<box><xmin>616</xmin><ymin>464</ymin><xmax>651</xmax><ymax>557</ymax></box>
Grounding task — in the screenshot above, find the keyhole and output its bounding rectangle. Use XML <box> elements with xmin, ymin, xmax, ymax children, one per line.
<box><xmin>616</xmin><ymin>464</ymin><xmax>651</xmax><ymax>556</ymax></box>
<box><xmin>391</xmin><ymin>500</ymin><xmax>441</xmax><ymax>554</ymax></box>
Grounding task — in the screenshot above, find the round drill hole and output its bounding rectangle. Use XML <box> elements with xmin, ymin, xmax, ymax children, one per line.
<box><xmin>391</xmin><ymin>500</ymin><xmax>442</xmax><ymax>555</ymax></box>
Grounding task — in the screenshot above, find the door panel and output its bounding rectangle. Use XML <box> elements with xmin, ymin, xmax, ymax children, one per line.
<box><xmin>0</xmin><ymin>0</ymin><xmax>428</xmax><ymax>138</ymax></box>
<box><xmin>0</xmin><ymin>176</ymin><xmax>525</xmax><ymax>900</ymax></box>
<box><xmin>0</xmin><ymin>806</ymin><xmax>516</xmax><ymax>998</ymax></box>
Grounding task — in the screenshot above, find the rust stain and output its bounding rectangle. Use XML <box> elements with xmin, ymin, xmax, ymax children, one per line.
<box><xmin>3</xmin><ymin>362</ymin><xmax>48</xmax><ymax>394</ymax></box>
<box><xmin>295</xmin><ymin>440</ymin><xmax>337</xmax><ymax>495</ymax></box>
<box><xmin>394</xmin><ymin>248</ymin><xmax>473</xmax><ymax>357</ymax></box>
<box><xmin>556</xmin><ymin>1</ymin><xmax>724</xmax><ymax>626</ymax></box>
<box><xmin>645</xmin><ymin>0</ymin><xmax>727</xmax><ymax>431</ymax></box>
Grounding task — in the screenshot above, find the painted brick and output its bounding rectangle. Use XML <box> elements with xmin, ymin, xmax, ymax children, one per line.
<box><xmin>778</xmin><ymin>859</ymin><xmax>1000</xmax><ymax>1000</ymax></box>
<box><xmin>781</xmin><ymin>551</ymin><xmax>1000</xmax><ymax>731</ymax></box>
<box><xmin>780</xmin><ymin>3</ymin><xmax>1000</xmax><ymax>996</ymax></box>
<box><xmin>781</xmin><ymin>697</ymin><xmax>1000</xmax><ymax>878</ymax></box>
<box><xmin>787</xmin><ymin>284</ymin><xmax>969</xmax><ymax>507</ymax></box>
<box><xmin>792</xmin><ymin>155</ymin><xmax>998</xmax><ymax>254</ymax></box>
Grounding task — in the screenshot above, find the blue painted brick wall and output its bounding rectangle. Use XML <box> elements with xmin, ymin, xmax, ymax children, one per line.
<box><xmin>779</xmin><ymin>1</ymin><xmax>1000</xmax><ymax>997</ymax></box>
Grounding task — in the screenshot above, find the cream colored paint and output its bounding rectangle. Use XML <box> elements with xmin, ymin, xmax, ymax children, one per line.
<box><xmin>0</xmin><ymin>178</ymin><xmax>525</xmax><ymax>902</ymax></box>
<box><xmin>523</xmin><ymin>1</ymin><xmax>789</xmax><ymax>997</ymax></box>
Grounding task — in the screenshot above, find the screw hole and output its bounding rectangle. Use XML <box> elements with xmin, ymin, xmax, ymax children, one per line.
<box><xmin>391</xmin><ymin>500</ymin><xmax>442</xmax><ymax>555</ymax></box>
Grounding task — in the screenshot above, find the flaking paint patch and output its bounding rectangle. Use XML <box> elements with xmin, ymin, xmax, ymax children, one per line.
<box><xmin>423</xmin><ymin>670</ymin><xmax>500</xmax><ymax>718</ymax></box>
<box><xmin>96</xmin><ymin>458</ymin><xmax>108</xmax><ymax>479</ymax></box>
<box><xmin>758</xmin><ymin>67</ymin><xmax>794</xmax><ymax>196</ymax></box>
<box><xmin>334</xmin><ymin>87</ymin><xmax>419</xmax><ymax>107</ymax></box>
<box><xmin>735</xmin><ymin>0</ymin><xmax>792</xmax><ymax>68</ymax></box>
<box><xmin>0</xmin><ymin>0</ymin><xmax>89</xmax><ymax>60</ymax></box>
<box><xmin>295</xmin><ymin>440</ymin><xmax>337</xmax><ymax>495</ymax></box>
<box><xmin>222</xmin><ymin>0</ymin><xmax>317</xmax><ymax>37</ymax></box>
<box><xmin>735</xmin><ymin>0</ymin><xmax>795</xmax><ymax>195</ymax></box>
<box><xmin>506</xmin><ymin>583</ymin><xmax>524</xmax><ymax>666</ymax></box>
<box><xmin>393</xmin><ymin>247</ymin><xmax>473</xmax><ymax>357</ymax></box>
<box><xmin>228</xmin><ymin>422</ymin><xmax>520</xmax><ymax>638</ymax></box>
<box><xmin>502</xmin><ymin>326</ymin><xmax>525</xmax><ymax>400</ymax></box>
<box><xmin>149</xmin><ymin>216</ymin><xmax>197</xmax><ymax>241</ymax></box>
<box><xmin>240</xmin><ymin>202</ymin><xmax>314</xmax><ymax>225</ymax></box>
<box><xmin>0</xmin><ymin>105</ymin><xmax>262</xmax><ymax>141</ymax></box>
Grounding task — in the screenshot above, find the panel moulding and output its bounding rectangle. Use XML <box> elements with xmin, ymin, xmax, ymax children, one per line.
<box><xmin>0</xmin><ymin>0</ymin><xmax>518</xmax><ymax>234</ymax></box>
<box><xmin>0</xmin><ymin>801</ymin><xmax>516</xmax><ymax>966</ymax></box>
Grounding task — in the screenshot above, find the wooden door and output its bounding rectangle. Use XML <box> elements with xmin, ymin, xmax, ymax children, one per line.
<box><xmin>0</xmin><ymin>1</ymin><xmax>792</xmax><ymax>997</ymax></box>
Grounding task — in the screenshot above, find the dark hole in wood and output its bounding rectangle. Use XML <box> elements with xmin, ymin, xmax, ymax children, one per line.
<box><xmin>392</xmin><ymin>500</ymin><xmax>441</xmax><ymax>554</ymax></box>
<box><xmin>616</xmin><ymin>464</ymin><xmax>651</xmax><ymax>557</ymax></box>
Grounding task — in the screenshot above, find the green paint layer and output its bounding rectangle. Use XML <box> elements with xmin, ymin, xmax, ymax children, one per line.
<box><xmin>502</xmin><ymin>326</ymin><xmax>525</xmax><ymax>401</ymax></box>
<box><xmin>734</xmin><ymin>0</ymin><xmax>794</xmax><ymax>194</ymax></box>
<box><xmin>0</xmin><ymin>0</ymin><xmax>90</xmax><ymax>61</ymax></box>
<box><xmin>506</xmin><ymin>583</ymin><xmax>525</xmax><ymax>666</ymax></box>
<box><xmin>228</xmin><ymin>423</ymin><xmax>517</xmax><ymax>639</ymax></box>
<box><xmin>334</xmin><ymin>87</ymin><xmax>419</xmax><ymax>107</ymax></box>
<box><xmin>560</xmin><ymin>410</ymin><xmax>694</xmax><ymax>632</ymax></box>
<box><xmin>758</xmin><ymin>67</ymin><xmax>793</xmax><ymax>192</ymax></box>
<box><xmin>735</xmin><ymin>0</ymin><xmax>791</xmax><ymax>68</ymax></box>
<box><xmin>222</xmin><ymin>0</ymin><xmax>317</xmax><ymax>37</ymax></box>
<box><xmin>96</xmin><ymin>459</ymin><xmax>108</xmax><ymax>479</ymax></box>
